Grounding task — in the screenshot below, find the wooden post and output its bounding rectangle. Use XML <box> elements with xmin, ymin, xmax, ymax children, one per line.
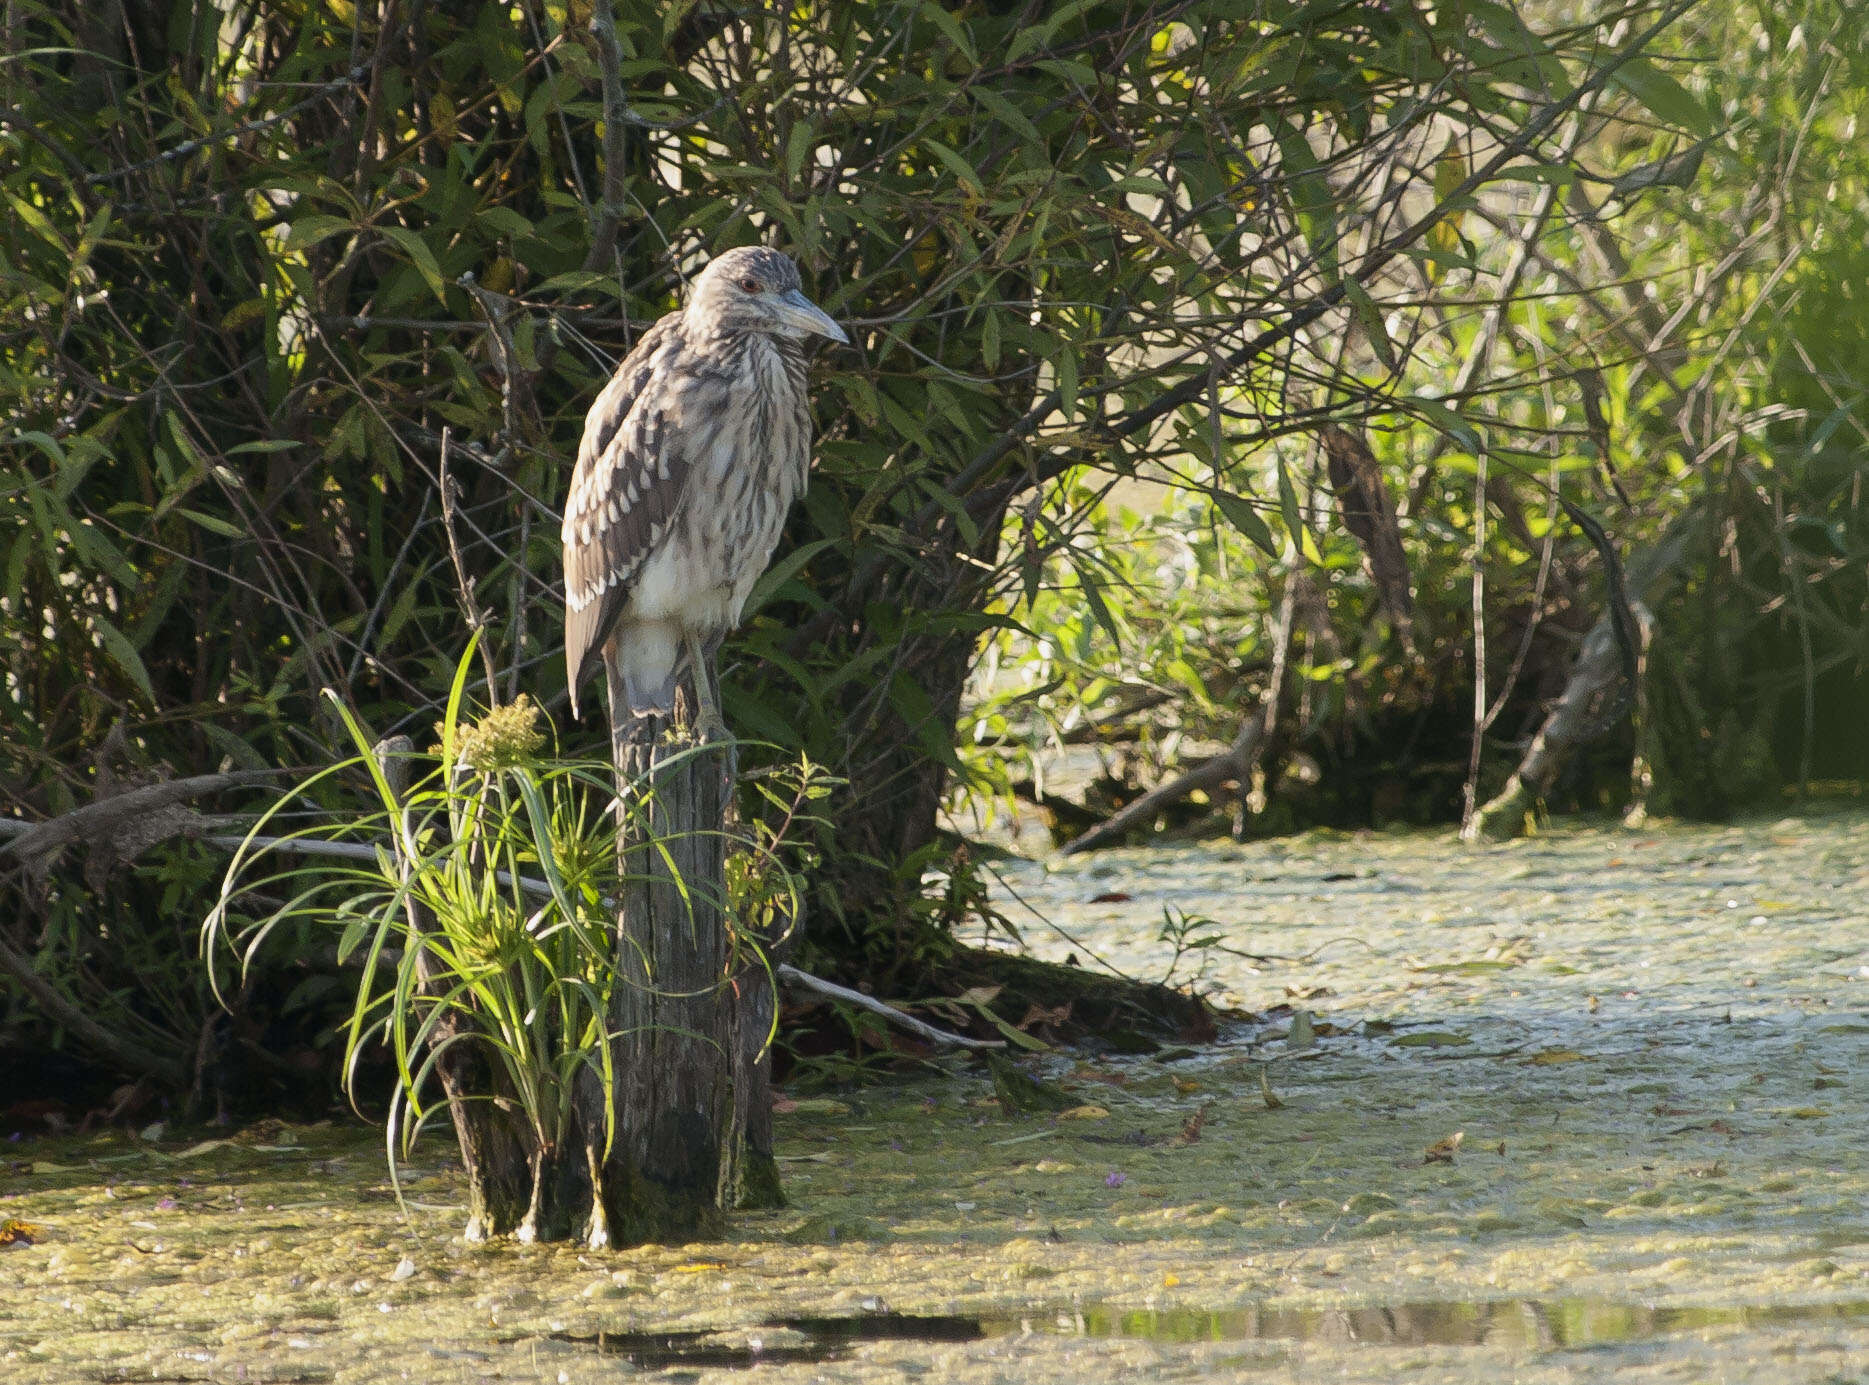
<box><xmin>367</xmin><ymin>660</ymin><xmax>778</xmax><ymax>1246</ymax></box>
<box><xmin>599</xmin><ymin>668</ymin><xmax>755</xmax><ymax>1242</ymax></box>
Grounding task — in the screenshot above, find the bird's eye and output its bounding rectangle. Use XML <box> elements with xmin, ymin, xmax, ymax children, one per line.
<box><xmin>739</xmin><ymin>277</ymin><xmax>762</xmax><ymax>294</ymax></box>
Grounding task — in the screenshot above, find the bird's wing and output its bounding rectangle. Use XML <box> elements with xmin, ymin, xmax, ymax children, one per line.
<box><xmin>561</xmin><ymin>316</ymin><xmax>695</xmax><ymax>712</ymax></box>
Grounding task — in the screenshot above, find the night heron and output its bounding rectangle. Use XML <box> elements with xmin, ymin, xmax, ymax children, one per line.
<box><xmin>561</xmin><ymin>247</ymin><xmax>847</xmax><ymax>737</ymax></box>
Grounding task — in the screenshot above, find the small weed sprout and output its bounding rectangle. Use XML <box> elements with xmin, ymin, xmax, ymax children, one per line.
<box><xmin>1156</xmin><ymin>905</ymin><xmax>1231</xmax><ymax>992</ymax></box>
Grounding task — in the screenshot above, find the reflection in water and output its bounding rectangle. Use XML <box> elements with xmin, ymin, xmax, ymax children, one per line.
<box><xmin>543</xmin><ymin>1299</ymin><xmax>1869</xmax><ymax>1368</ymax></box>
<box><xmin>1010</xmin><ymin>1297</ymin><xmax>1869</xmax><ymax>1349</ymax></box>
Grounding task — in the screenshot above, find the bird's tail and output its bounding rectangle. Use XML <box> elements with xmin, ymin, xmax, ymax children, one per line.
<box><xmin>601</xmin><ymin>621</ymin><xmax>680</xmax><ymax>724</ymax></box>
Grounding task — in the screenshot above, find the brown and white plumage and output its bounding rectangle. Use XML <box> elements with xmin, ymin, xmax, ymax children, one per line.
<box><xmin>561</xmin><ymin>247</ymin><xmax>846</xmax><ymax>726</ymax></box>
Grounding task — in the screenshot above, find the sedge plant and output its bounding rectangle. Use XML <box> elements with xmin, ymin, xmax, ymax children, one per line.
<box><xmin>206</xmin><ymin>640</ymin><xmax>625</xmax><ymax>1240</ymax></box>
<box><xmin>207</xmin><ymin>638</ymin><xmax>840</xmax><ymax>1241</ymax></box>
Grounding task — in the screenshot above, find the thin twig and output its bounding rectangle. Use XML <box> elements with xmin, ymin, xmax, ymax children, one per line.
<box><xmin>439</xmin><ymin>427</ymin><xmax>501</xmax><ymax>698</ymax></box>
<box><xmin>583</xmin><ymin>0</ymin><xmax>629</xmax><ymax>275</ymax></box>
<box><xmin>1460</xmin><ymin>444</ymin><xmax>1489</xmax><ymax>834</ymax></box>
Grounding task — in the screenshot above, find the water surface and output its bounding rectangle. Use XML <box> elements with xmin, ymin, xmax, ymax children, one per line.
<box><xmin>6</xmin><ymin>811</ymin><xmax>1868</xmax><ymax>1382</ymax></box>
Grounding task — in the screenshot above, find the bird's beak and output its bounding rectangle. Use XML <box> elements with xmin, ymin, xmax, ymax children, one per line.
<box><xmin>774</xmin><ymin>287</ymin><xmax>849</xmax><ymax>344</ymax></box>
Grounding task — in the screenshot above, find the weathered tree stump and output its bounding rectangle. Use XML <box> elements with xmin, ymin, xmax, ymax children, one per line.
<box><xmin>596</xmin><ymin>694</ymin><xmax>742</xmax><ymax>1243</ymax></box>
<box><xmin>375</xmin><ymin>737</ymin><xmax>538</xmax><ymax>1241</ymax></box>
<box><xmin>1464</xmin><ymin>525</ymin><xmax>1690</xmax><ymax>841</ymax></box>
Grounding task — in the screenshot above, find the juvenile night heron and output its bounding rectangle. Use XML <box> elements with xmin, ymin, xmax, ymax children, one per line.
<box><xmin>561</xmin><ymin>247</ymin><xmax>847</xmax><ymax>736</ymax></box>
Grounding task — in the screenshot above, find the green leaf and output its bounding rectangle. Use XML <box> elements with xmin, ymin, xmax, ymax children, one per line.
<box><xmin>93</xmin><ymin>615</ymin><xmax>156</xmax><ymax>702</ymax></box>
<box><xmin>918</xmin><ymin>1</ymin><xmax>976</xmax><ymax>65</ymax></box>
<box><xmin>970</xmin><ymin>86</ymin><xmax>1039</xmax><ymax>143</ymax></box>
<box><xmin>1276</xmin><ymin>457</ymin><xmax>1303</xmax><ymax>546</ymax></box>
<box><xmin>1609</xmin><ymin>57</ymin><xmax>1711</xmax><ymax>137</ymax></box>
<box><xmin>1055</xmin><ymin>345</ymin><xmax>1078</xmax><ymax>421</ymax></box>
<box><xmin>1465</xmin><ymin>1</ymin><xmax>1570</xmax><ymax>93</ymax></box>
<box><xmin>920</xmin><ymin>137</ymin><xmax>983</xmax><ymax>194</ymax></box>
<box><xmin>176</xmin><ymin>508</ymin><xmax>245</xmax><ymax>539</ymax></box>
<box><xmin>784</xmin><ymin>118</ymin><xmax>815</xmax><ymax>186</ymax></box>
<box><xmin>1342</xmin><ymin>277</ymin><xmax>1398</xmax><ymax>373</ymax></box>
<box><xmin>1066</xmin><ymin>550</ymin><xmax>1124</xmax><ymax>651</ymax></box>
<box><xmin>379</xmin><ymin>226</ymin><xmax>447</xmax><ymax>304</ymax></box>
<box><xmin>1404</xmin><ymin>394</ymin><xmax>1481</xmax><ymax>452</ymax></box>
<box><xmin>740</xmin><ymin>538</ymin><xmax>834</xmax><ymax>620</ymax></box>
<box><xmin>1211</xmin><ymin>490</ymin><xmax>1279</xmax><ymax>557</ymax></box>
<box><xmin>282</xmin><ymin>215</ymin><xmax>354</xmax><ymax>252</ymax></box>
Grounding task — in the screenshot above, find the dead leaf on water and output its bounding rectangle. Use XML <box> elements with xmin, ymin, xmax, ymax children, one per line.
<box><xmin>1176</xmin><ymin>1103</ymin><xmax>1213</xmax><ymax>1145</ymax></box>
<box><xmin>173</xmin><ymin>1140</ymin><xmax>237</xmax><ymax>1159</ymax></box>
<box><xmin>1392</xmin><ymin>1030</ymin><xmax>1471</xmax><ymax>1048</ymax></box>
<box><xmin>1057</xmin><ymin>1105</ymin><xmax>1110</xmax><ymax>1121</ymax></box>
<box><xmin>0</xmin><ymin>1218</ymin><xmax>45</xmax><ymax>1247</ymax></box>
<box><xmin>1259</xmin><ymin>1068</ymin><xmax>1284</xmax><ymax>1109</ymax></box>
<box><xmin>1529</xmin><ymin>1049</ymin><xmax>1589</xmax><ymax>1066</ymax></box>
<box><xmin>1424</xmin><ymin>1131</ymin><xmax>1464</xmax><ymax>1164</ymax></box>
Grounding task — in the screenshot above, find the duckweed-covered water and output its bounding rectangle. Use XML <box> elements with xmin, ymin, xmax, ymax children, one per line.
<box><xmin>6</xmin><ymin>810</ymin><xmax>1869</xmax><ymax>1382</ymax></box>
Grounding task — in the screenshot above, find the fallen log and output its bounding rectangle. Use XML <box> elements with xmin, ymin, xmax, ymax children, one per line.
<box><xmin>1463</xmin><ymin>522</ymin><xmax>1693</xmax><ymax>841</ymax></box>
<box><xmin>1060</xmin><ymin>709</ymin><xmax>1267</xmax><ymax>855</ymax></box>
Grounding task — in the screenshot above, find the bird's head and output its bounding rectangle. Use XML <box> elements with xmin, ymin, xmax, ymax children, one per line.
<box><xmin>685</xmin><ymin>247</ymin><xmax>849</xmax><ymax>346</ymax></box>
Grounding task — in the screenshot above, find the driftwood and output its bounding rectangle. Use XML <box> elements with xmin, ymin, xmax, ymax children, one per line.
<box><xmin>0</xmin><ymin>770</ymin><xmax>277</xmax><ymax>880</ymax></box>
<box><xmin>1464</xmin><ymin>522</ymin><xmax>1693</xmax><ymax>841</ymax></box>
<box><xmin>774</xmin><ymin>964</ymin><xmax>1004</xmax><ymax>1051</ymax></box>
<box><xmin>0</xmin><ymin>771</ymin><xmax>280</xmax><ymax>1087</ymax></box>
<box><xmin>1060</xmin><ymin>710</ymin><xmax>1267</xmax><ymax>855</ymax></box>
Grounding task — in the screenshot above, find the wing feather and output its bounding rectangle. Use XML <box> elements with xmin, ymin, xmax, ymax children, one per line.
<box><xmin>561</xmin><ymin>316</ymin><xmax>695</xmax><ymax>714</ymax></box>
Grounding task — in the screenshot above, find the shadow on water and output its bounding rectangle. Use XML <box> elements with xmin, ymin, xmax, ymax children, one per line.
<box><xmin>534</xmin><ymin>1315</ymin><xmax>985</xmax><ymax>1369</ymax></box>
<box><xmin>536</xmin><ymin>1298</ymin><xmax>1869</xmax><ymax>1368</ymax></box>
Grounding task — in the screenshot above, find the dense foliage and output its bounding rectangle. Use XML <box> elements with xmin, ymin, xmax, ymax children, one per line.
<box><xmin>4</xmin><ymin>0</ymin><xmax>1863</xmax><ymax>1096</ymax></box>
